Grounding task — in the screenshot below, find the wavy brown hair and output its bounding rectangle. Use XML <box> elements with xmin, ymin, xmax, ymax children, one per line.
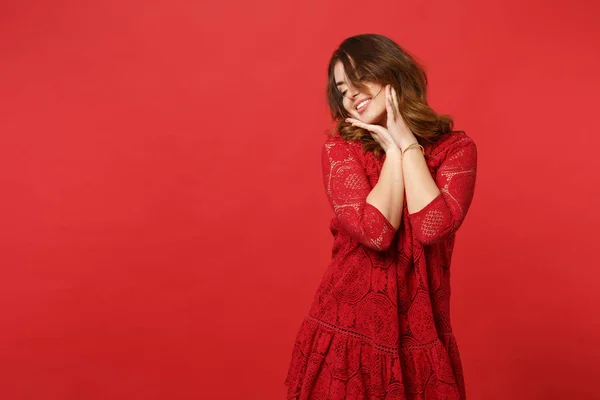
<box><xmin>326</xmin><ymin>34</ymin><xmax>458</xmax><ymax>157</ymax></box>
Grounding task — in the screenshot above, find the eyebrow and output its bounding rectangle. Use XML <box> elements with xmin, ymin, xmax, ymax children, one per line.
<box><xmin>335</xmin><ymin>81</ymin><xmax>346</xmax><ymax>87</ymax></box>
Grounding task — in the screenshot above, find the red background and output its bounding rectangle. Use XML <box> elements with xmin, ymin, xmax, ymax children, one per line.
<box><xmin>1</xmin><ymin>0</ymin><xmax>599</xmax><ymax>399</ymax></box>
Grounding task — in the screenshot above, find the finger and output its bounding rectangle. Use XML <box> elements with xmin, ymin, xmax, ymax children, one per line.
<box><xmin>390</xmin><ymin>86</ymin><xmax>399</xmax><ymax>121</ymax></box>
<box><xmin>349</xmin><ymin>119</ymin><xmax>376</xmax><ymax>131</ymax></box>
<box><xmin>346</xmin><ymin>118</ymin><xmax>370</xmax><ymax>128</ymax></box>
<box><xmin>385</xmin><ymin>86</ymin><xmax>395</xmax><ymax>122</ymax></box>
<box><xmin>346</xmin><ymin>117</ymin><xmax>387</xmax><ymax>134</ymax></box>
<box><xmin>391</xmin><ymin>87</ymin><xmax>398</xmax><ymax>108</ymax></box>
<box><xmin>391</xmin><ymin>87</ymin><xmax>401</xmax><ymax>119</ymax></box>
<box><xmin>350</xmin><ymin>120</ymin><xmax>387</xmax><ymax>137</ymax></box>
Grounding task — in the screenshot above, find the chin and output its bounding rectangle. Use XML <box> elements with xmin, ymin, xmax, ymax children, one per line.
<box><xmin>360</xmin><ymin>111</ymin><xmax>385</xmax><ymax>125</ymax></box>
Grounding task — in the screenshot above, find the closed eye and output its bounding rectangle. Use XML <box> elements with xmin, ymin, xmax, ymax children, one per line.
<box><xmin>338</xmin><ymin>76</ymin><xmax>366</xmax><ymax>98</ymax></box>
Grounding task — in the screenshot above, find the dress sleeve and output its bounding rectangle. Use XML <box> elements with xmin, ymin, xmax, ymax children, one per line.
<box><xmin>321</xmin><ymin>139</ymin><xmax>398</xmax><ymax>252</ymax></box>
<box><xmin>408</xmin><ymin>136</ymin><xmax>478</xmax><ymax>246</ymax></box>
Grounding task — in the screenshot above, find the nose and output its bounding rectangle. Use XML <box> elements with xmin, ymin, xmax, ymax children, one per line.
<box><xmin>346</xmin><ymin>83</ymin><xmax>360</xmax><ymax>99</ymax></box>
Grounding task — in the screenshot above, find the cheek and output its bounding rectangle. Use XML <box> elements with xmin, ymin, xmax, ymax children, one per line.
<box><xmin>367</xmin><ymin>96</ymin><xmax>387</xmax><ymax>121</ymax></box>
<box><xmin>376</xmin><ymin>94</ymin><xmax>387</xmax><ymax>110</ymax></box>
<box><xmin>370</xmin><ymin>85</ymin><xmax>383</xmax><ymax>97</ymax></box>
<box><xmin>343</xmin><ymin>100</ymin><xmax>355</xmax><ymax>115</ymax></box>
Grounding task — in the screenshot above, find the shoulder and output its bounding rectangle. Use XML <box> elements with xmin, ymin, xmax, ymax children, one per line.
<box><xmin>323</xmin><ymin>133</ymin><xmax>363</xmax><ymax>149</ymax></box>
<box><xmin>426</xmin><ymin>131</ymin><xmax>477</xmax><ymax>165</ymax></box>
<box><xmin>322</xmin><ymin>134</ymin><xmax>364</xmax><ymax>162</ymax></box>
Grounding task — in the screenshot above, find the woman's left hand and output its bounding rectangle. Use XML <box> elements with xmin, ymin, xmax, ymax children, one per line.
<box><xmin>347</xmin><ymin>85</ymin><xmax>417</xmax><ymax>150</ymax></box>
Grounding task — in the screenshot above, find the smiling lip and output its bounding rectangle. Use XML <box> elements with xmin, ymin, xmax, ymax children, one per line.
<box><xmin>355</xmin><ymin>98</ymin><xmax>371</xmax><ymax>114</ymax></box>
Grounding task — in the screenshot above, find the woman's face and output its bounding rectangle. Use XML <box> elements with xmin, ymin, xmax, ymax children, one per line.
<box><xmin>333</xmin><ymin>61</ymin><xmax>386</xmax><ymax>125</ymax></box>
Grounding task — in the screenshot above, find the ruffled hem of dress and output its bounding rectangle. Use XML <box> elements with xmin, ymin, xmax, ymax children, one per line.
<box><xmin>284</xmin><ymin>317</ymin><xmax>465</xmax><ymax>400</ymax></box>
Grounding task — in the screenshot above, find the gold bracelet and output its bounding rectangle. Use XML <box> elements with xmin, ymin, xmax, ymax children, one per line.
<box><xmin>401</xmin><ymin>142</ymin><xmax>424</xmax><ymax>158</ymax></box>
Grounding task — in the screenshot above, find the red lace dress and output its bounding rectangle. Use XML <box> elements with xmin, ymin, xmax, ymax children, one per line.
<box><xmin>285</xmin><ymin>131</ymin><xmax>478</xmax><ymax>400</ymax></box>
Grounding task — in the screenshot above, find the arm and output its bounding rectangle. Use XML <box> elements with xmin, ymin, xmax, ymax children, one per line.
<box><xmin>322</xmin><ymin>139</ymin><xmax>404</xmax><ymax>251</ymax></box>
<box><xmin>402</xmin><ymin>136</ymin><xmax>478</xmax><ymax>245</ymax></box>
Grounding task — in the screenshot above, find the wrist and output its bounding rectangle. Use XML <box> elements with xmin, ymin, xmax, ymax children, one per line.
<box><xmin>400</xmin><ymin>141</ymin><xmax>418</xmax><ymax>152</ymax></box>
<box><xmin>401</xmin><ymin>142</ymin><xmax>425</xmax><ymax>159</ymax></box>
<box><xmin>385</xmin><ymin>146</ymin><xmax>402</xmax><ymax>157</ymax></box>
<box><xmin>395</xmin><ymin>132</ymin><xmax>418</xmax><ymax>150</ymax></box>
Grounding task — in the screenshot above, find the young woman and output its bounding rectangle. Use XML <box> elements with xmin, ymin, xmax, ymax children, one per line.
<box><xmin>285</xmin><ymin>34</ymin><xmax>478</xmax><ymax>400</ymax></box>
